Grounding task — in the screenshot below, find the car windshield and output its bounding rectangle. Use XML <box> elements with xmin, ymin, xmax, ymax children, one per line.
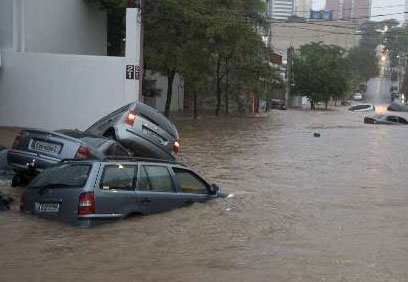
<box><xmin>29</xmin><ymin>164</ymin><xmax>91</xmax><ymax>188</ymax></box>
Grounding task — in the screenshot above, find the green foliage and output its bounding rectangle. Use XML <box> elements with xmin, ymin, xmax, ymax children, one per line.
<box><xmin>348</xmin><ymin>44</ymin><xmax>379</xmax><ymax>83</ymax></box>
<box><xmin>293</xmin><ymin>42</ymin><xmax>352</xmax><ymax>108</ymax></box>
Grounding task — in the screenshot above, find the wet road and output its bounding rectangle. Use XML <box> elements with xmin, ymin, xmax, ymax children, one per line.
<box><xmin>2</xmin><ymin>105</ymin><xmax>408</xmax><ymax>281</ymax></box>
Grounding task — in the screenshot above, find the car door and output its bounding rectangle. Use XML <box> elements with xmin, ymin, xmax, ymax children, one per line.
<box><xmin>171</xmin><ymin>167</ymin><xmax>212</xmax><ymax>206</ymax></box>
<box><xmin>135</xmin><ymin>164</ymin><xmax>181</xmax><ymax>214</ymax></box>
<box><xmin>95</xmin><ymin>163</ymin><xmax>137</xmax><ymax>215</ymax></box>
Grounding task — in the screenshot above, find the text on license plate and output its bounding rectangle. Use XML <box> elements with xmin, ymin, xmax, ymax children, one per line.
<box><xmin>37</xmin><ymin>202</ymin><xmax>60</xmax><ymax>213</ymax></box>
<box><xmin>33</xmin><ymin>140</ymin><xmax>61</xmax><ymax>154</ymax></box>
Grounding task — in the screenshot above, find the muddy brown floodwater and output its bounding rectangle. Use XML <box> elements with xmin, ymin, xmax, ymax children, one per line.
<box><xmin>1</xmin><ymin>107</ymin><xmax>408</xmax><ymax>282</ymax></box>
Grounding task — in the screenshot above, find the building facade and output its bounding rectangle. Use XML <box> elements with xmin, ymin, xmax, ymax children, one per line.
<box><xmin>325</xmin><ymin>0</ymin><xmax>372</xmax><ymax>25</ymax></box>
<box><xmin>293</xmin><ymin>0</ymin><xmax>313</xmax><ymax>19</ymax></box>
<box><xmin>266</xmin><ymin>0</ymin><xmax>294</xmax><ymax>20</ymax></box>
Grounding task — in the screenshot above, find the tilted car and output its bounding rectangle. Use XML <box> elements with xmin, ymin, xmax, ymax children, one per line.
<box><xmin>85</xmin><ymin>102</ymin><xmax>180</xmax><ymax>161</ymax></box>
<box><xmin>20</xmin><ymin>159</ymin><xmax>220</xmax><ymax>226</ymax></box>
<box><xmin>348</xmin><ymin>103</ymin><xmax>375</xmax><ymax>112</ymax></box>
<box><xmin>364</xmin><ymin>114</ymin><xmax>408</xmax><ymax>125</ymax></box>
<box><xmin>7</xmin><ymin>129</ymin><xmax>130</xmax><ymax>186</ymax></box>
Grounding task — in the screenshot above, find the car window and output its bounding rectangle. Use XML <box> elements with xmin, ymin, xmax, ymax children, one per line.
<box><xmin>106</xmin><ymin>143</ymin><xmax>129</xmax><ymax>157</ymax></box>
<box><xmin>387</xmin><ymin>116</ymin><xmax>398</xmax><ymax>122</ymax></box>
<box><xmin>137</xmin><ymin>166</ymin><xmax>151</xmax><ymax>191</ymax></box>
<box><xmin>100</xmin><ymin>165</ymin><xmax>137</xmax><ymax>190</ymax></box>
<box><xmin>173</xmin><ymin>167</ymin><xmax>209</xmax><ymax>194</ymax></box>
<box><xmin>142</xmin><ymin>165</ymin><xmax>175</xmax><ymax>192</ymax></box>
<box><xmin>30</xmin><ymin>164</ymin><xmax>91</xmax><ymax>188</ymax></box>
<box><xmin>398</xmin><ymin>117</ymin><xmax>408</xmax><ymax>124</ymax></box>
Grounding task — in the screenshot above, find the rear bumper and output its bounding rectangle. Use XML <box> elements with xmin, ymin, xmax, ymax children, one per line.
<box><xmin>117</xmin><ymin>127</ymin><xmax>175</xmax><ymax>160</ymax></box>
<box><xmin>7</xmin><ymin>149</ymin><xmax>60</xmax><ymax>170</ymax></box>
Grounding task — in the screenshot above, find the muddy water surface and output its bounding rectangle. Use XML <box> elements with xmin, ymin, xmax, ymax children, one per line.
<box><xmin>1</xmin><ymin>108</ymin><xmax>408</xmax><ymax>282</ymax></box>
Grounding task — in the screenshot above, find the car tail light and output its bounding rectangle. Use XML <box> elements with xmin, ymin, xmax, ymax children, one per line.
<box><xmin>20</xmin><ymin>192</ymin><xmax>26</xmax><ymax>212</ymax></box>
<box><xmin>125</xmin><ymin>110</ymin><xmax>136</xmax><ymax>126</ymax></box>
<box><xmin>173</xmin><ymin>141</ymin><xmax>180</xmax><ymax>154</ymax></box>
<box><xmin>12</xmin><ymin>134</ymin><xmax>22</xmax><ymax>150</ymax></box>
<box><xmin>78</xmin><ymin>192</ymin><xmax>95</xmax><ymax>215</ymax></box>
<box><xmin>75</xmin><ymin>145</ymin><xmax>90</xmax><ymax>159</ymax></box>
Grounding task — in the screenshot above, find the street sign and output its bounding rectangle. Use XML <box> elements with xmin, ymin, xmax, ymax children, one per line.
<box><xmin>126</xmin><ymin>65</ymin><xmax>141</xmax><ymax>80</ymax></box>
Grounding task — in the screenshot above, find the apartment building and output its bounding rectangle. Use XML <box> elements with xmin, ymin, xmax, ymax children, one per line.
<box><xmin>325</xmin><ymin>0</ymin><xmax>372</xmax><ymax>25</ymax></box>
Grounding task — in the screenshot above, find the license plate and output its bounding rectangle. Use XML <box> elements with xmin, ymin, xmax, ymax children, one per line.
<box><xmin>37</xmin><ymin>202</ymin><xmax>60</xmax><ymax>213</ymax></box>
<box><xmin>32</xmin><ymin>140</ymin><xmax>61</xmax><ymax>154</ymax></box>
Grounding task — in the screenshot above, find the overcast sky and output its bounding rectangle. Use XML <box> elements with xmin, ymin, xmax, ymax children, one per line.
<box><xmin>312</xmin><ymin>0</ymin><xmax>406</xmax><ymax>24</ymax></box>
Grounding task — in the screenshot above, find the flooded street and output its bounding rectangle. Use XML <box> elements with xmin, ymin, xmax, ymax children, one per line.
<box><xmin>2</xmin><ymin>105</ymin><xmax>408</xmax><ymax>281</ymax></box>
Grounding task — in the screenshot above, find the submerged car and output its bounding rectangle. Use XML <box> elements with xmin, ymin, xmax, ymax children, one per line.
<box><xmin>7</xmin><ymin>129</ymin><xmax>130</xmax><ymax>186</ymax></box>
<box><xmin>85</xmin><ymin>102</ymin><xmax>180</xmax><ymax>160</ymax></box>
<box><xmin>270</xmin><ymin>99</ymin><xmax>286</xmax><ymax>110</ymax></box>
<box><xmin>388</xmin><ymin>102</ymin><xmax>407</xmax><ymax>112</ymax></box>
<box><xmin>348</xmin><ymin>103</ymin><xmax>375</xmax><ymax>112</ymax></box>
<box><xmin>20</xmin><ymin>159</ymin><xmax>220</xmax><ymax>226</ymax></box>
<box><xmin>364</xmin><ymin>114</ymin><xmax>408</xmax><ymax>125</ymax></box>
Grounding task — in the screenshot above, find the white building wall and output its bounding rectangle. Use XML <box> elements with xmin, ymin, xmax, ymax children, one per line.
<box><xmin>0</xmin><ymin>51</ymin><xmax>133</xmax><ymax>130</ymax></box>
<box><xmin>23</xmin><ymin>0</ymin><xmax>107</xmax><ymax>55</ymax></box>
<box><xmin>0</xmin><ymin>0</ymin><xmax>14</xmax><ymax>50</ymax></box>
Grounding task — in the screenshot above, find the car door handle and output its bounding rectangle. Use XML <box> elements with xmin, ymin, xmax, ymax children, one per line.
<box><xmin>141</xmin><ymin>197</ymin><xmax>151</xmax><ymax>204</ymax></box>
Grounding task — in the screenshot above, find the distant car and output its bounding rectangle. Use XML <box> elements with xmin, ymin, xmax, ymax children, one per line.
<box><xmin>388</xmin><ymin>102</ymin><xmax>407</xmax><ymax>112</ymax></box>
<box><xmin>7</xmin><ymin>129</ymin><xmax>130</xmax><ymax>186</ymax></box>
<box><xmin>341</xmin><ymin>100</ymin><xmax>351</xmax><ymax>106</ymax></box>
<box><xmin>364</xmin><ymin>114</ymin><xmax>408</xmax><ymax>125</ymax></box>
<box><xmin>85</xmin><ymin>102</ymin><xmax>180</xmax><ymax>161</ymax></box>
<box><xmin>20</xmin><ymin>159</ymin><xmax>220</xmax><ymax>226</ymax></box>
<box><xmin>348</xmin><ymin>103</ymin><xmax>375</xmax><ymax>112</ymax></box>
<box><xmin>352</xmin><ymin>92</ymin><xmax>363</xmax><ymax>101</ymax></box>
<box><xmin>270</xmin><ymin>99</ymin><xmax>286</xmax><ymax>110</ymax></box>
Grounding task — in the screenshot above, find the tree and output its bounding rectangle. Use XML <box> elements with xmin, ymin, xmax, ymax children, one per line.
<box><xmin>293</xmin><ymin>42</ymin><xmax>352</xmax><ymax>109</ymax></box>
<box><xmin>348</xmin><ymin>44</ymin><xmax>379</xmax><ymax>84</ymax></box>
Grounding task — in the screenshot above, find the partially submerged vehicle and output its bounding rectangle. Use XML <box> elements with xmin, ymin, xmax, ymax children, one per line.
<box><xmin>8</xmin><ymin>129</ymin><xmax>130</xmax><ymax>186</ymax></box>
<box><xmin>348</xmin><ymin>103</ymin><xmax>375</xmax><ymax>112</ymax></box>
<box><xmin>20</xmin><ymin>159</ymin><xmax>220</xmax><ymax>227</ymax></box>
<box><xmin>85</xmin><ymin>102</ymin><xmax>180</xmax><ymax>161</ymax></box>
<box><xmin>387</xmin><ymin>102</ymin><xmax>407</xmax><ymax>112</ymax></box>
<box><xmin>364</xmin><ymin>114</ymin><xmax>408</xmax><ymax>125</ymax></box>
<box><xmin>270</xmin><ymin>99</ymin><xmax>286</xmax><ymax>110</ymax></box>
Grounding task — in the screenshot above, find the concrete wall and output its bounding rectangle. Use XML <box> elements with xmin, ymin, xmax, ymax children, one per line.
<box><xmin>146</xmin><ymin>72</ymin><xmax>184</xmax><ymax>113</ymax></box>
<box><xmin>271</xmin><ymin>20</ymin><xmax>358</xmax><ymax>53</ymax></box>
<box><xmin>0</xmin><ymin>0</ymin><xmax>14</xmax><ymax>50</ymax></box>
<box><xmin>0</xmin><ymin>51</ymin><xmax>134</xmax><ymax>130</ymax></box>
<box><xmin>0</xmin><ymin>0</ymin><xmax>107</xmax><ymax>55</ymax></box>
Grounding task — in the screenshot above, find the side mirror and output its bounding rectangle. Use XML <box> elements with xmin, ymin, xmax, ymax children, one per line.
<box><xmin>210</xmin><ymin>184</ymin><xmax>219</xmax><ymax>195</ymax></box>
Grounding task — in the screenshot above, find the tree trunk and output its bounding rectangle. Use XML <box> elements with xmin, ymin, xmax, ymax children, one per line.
<box><xmin>215</xmin><ymin>57</ymin><xmax>222</xmax><ymax>116</ymax></box>
<box><xmin>193</xmin><ymin>88</ymin><xmax>198</xmax><ymax>119</ymax></box>
<box><xmin>224</xmin><ymin>60</ymin><xmax>229</xmax><ymax>115</ymax></box>
<box><xmin>325</xmin><ymin>100</ymin><xmax>328</xmax><ymax>109</ymax></box>
<box><xmin>164</xmin><ymin>69</ymin><xmax>176</xmax><ymax>117</ymax></box>
<box><xmin>311</xmin><ymin>100</ymin><xmax>315</xmax><ymax>110</ymax></box>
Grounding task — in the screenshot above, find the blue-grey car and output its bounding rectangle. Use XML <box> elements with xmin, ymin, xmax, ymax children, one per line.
<box><xmin>20</xmin><ymin>159</ymin><xmax>219</xmax><ymax>226</ymax></box>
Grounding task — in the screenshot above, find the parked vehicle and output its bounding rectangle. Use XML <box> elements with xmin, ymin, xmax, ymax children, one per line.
<box><xmin>270</xmin><ymin>99</ymin><xmax>286</xmax><ymax>110</ymax></box>
<box><xmin>364</xmin><ymin>114</ymin><xmax>408</xmax><ymax>125</ymax></box>
<box><xmin>7</xmin><ymin>129</ymin><xmax>130</xmax><ymax>186</ymax></box>
<box><xmin>348</xmin><ymin>103</ymin><xmax>375</xmax><ymax>112</ymax></box>
<box><xmin>341</xmin><ymin>100</ymin><xmax>351</xmax><ymax>106</ymax></box>
<box><xmin>20</xmin><ymin>158</ymin><xmax>220</xmax><ymax>226</ymax></box>
<box><xmin>85</xmin><ymin>102</ymin><xmax>180</xmax><ymax>161</ymax></box>
<box><xmin>387</xmin><ymin>102</ymin><xmax>407</xmax><ymax>112</ymax></box>
<box><xmin>352</xmin><ymin>92</ymin><xmax>363</xmax><ymax>101</ymax></box>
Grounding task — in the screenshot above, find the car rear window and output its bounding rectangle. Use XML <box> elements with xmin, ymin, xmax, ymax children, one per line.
<box><xmin>30</xmin><ymin>164</ymin><xmax>91</xmax><ymax>188</ymax></box>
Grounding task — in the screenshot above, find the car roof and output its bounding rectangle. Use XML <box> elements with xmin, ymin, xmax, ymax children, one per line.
<box><xmin>61</xmin><ymin>157</ymin><xmax>187</xmax><ymax>167</ymax></box>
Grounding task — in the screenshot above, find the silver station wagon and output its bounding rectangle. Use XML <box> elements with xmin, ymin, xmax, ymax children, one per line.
<box><xmin>20</xmin><ymin>159</ymin><xmax>219</xmax><ymax>227</ymax></box>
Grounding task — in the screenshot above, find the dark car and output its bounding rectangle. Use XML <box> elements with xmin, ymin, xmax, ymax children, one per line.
<box><xmin>388</xmin><ymin>102</ymin><xmax>407</xmax><ymax>112</ymax></box>
<box><xmin>85</xmin><ymin>102</ymin><xmax>180</xmax><ymax>161</ymax></box>
<box><xmin>364</xmin><ymin>114</ymin><xmax>408</xmax><ymax>125</ymax></box>
<box><xmin>7</xmin><ymin>129</ymin><xmax>130</xmax><ymax>186</ymax></box>
<box><xmin>270</xmin><ymin>99</ymin><xmax>286</xmax><ymax>110</ymax></box>
<box><xmin>20</xmin><ymin>159</ymin><xmax>220</xmax><ymax>226</ymax></box>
